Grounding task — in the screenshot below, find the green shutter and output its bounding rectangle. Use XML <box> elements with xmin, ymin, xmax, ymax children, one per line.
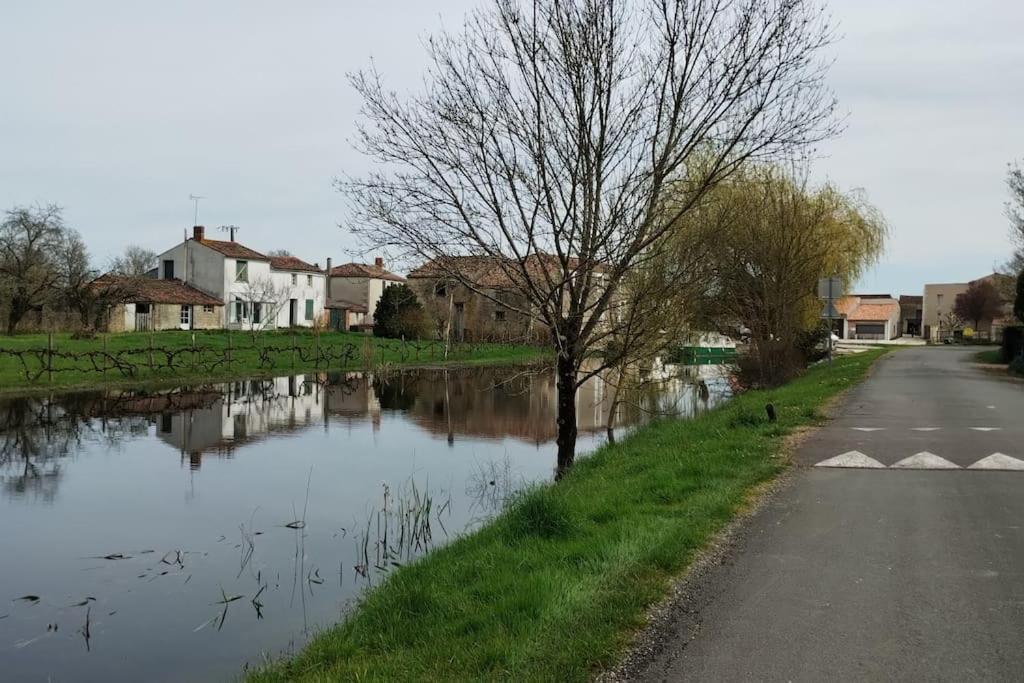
<box><xmin>305</xmin><ymin>299</ymin><xmax>314</xmax><ymax>321</ymax></box>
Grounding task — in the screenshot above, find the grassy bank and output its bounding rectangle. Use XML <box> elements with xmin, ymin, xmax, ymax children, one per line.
<box><xmin>250</xmin><ymin>349</ymin><xmax>887</xmax><ymax>682</ymax></box>
<box><xmin>973</xmin><ymin>348</ymin><xmax>1003</xmax><ymax>364</ymax></box>
<box><xmin>0</xmin><ymin>330</ymin><xmax>546</xmax><ymax>394</ymax></box>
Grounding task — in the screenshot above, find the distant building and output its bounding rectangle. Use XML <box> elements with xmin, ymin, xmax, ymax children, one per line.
<box><xmin>922</xmin><ymin>273</ymin><xmax>1014</xmax><ymax>341</ymax></box>
<box><xmin>92</xmin><ymin>274</ymin><xmax>224</xmax><ymax>332</ymax></box>
<box><xmin>325</xmin><ymin>257</ymin><xmax>405</xmax><ymax>332</ymax></box>
<box><xmin>899</xmin><ymin>295</ymin><xmax>923</xmax><ymax>337</ymax></box>
<box><xmin>154</xmin><ymin>226</ymin><xmax>325</xmax><ymax>330</ymax></box>
<box><xmin>834</xmin><ymin>294</ymin><xmax>901</xmax><ymax>341</ymax></box>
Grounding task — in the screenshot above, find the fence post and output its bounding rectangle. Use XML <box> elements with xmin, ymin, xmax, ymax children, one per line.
<box><xmin>314</xmin><ymin>329</ymin><xmax>320</xmax><ymax>368</ymax></box>
<box><xmin>47</xmin><ymin>332</ymin><xmax>53</xmax><ymax>384</ymax></box>
<box><xmin>291</xmin><ymin>331</ymin><xmax>296</xmax><ymax>368</ymax></box>
<box><xmin>148</xmin><ymin>334</ymin><xmax>155</xmax><ymax>371</ymax></box>
<box><xmin>102</xmin><ymin>334</ymin><xmax>108</xmax><ymax>377</ymax></box>
<box><xmin>191</xmin><ymin>332</ymin><xmax>196</xmax><ymax>372</ymax></box>
<box><xmin>227</xmin><ymin>330</ymin><xmax>233</xmax><ymax>370</ymax></box>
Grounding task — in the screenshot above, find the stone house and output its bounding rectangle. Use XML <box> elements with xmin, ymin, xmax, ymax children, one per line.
<box><xmin>93</xmin><ymin>274</ymin><xmax>224</xmax><ymax>332</ymax></box>
<box><xmin>325</xmin><ymin>257</ymin><xmax>405</xmax><ymax>332</ymax></box>
<box><xmin>154</xmin><ymin>226</ymin><xmax>325</xmax><ymax>330</ymax></box>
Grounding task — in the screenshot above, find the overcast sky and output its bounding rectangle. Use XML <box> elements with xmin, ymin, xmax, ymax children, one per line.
<box><xmin>2</xmin><ymin>1</ymin><xmax>1022</xmax><ymax>294</ymax></box>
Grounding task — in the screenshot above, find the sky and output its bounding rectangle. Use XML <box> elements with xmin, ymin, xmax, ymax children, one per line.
<box><xmin>2</xmin><ymin>1</ymin><xmax>1022</xmax><ymax>295</ymax></box>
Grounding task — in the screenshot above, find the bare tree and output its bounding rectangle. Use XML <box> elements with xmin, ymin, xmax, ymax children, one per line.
<box><xmin>0</xmin><ymin>204</ymin><xmax>69</xmax><ymax>334</ymax></box>
<box><xmin>54</xmin><ymin>230</ymin><xmax>101</xmax><ymax>328</ymax></box>
<box><xmin>109</xmin><ymin>245</ymin><xmax>157</xmax><ymax>277</ymax></box>
<box><xmin>239</xmin><ymin>275</ymin><xmax>289</xmax><ymax>341</ymax></box>
<box><xmin>344</xmin><ymin>0</ymin><xmax>838</xmax><ymax>472</ymax></box>
<box><xmin>1006</xmin><ymin>161</ymin><xmax>1024</xmax><ymax>274</ymax></box>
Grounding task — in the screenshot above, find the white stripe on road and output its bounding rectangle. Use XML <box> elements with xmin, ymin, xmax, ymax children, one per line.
<box><xmin>890</xmin><ymin>452</ymin><xmax>961</xmax><ymax>469</ymax></box>
<box><xmin>850</xmin><ymin>427</ymin><xmax>885</xmax><ymax>432</ymax></box>
<box><xmin>967</xmin><ymin>453</ymin><xmax>1024</xmax><ymax>471</ymax></box>
<box><xmin>970</xmin><ymin>427</ymin><xmax>1001</xmax><ymax>432</ymax></box>
<box><xmin>814</xmin><ymin>451</ymin><xmax>886</xmax><ymax>468</ymax></box>
<box><xmin>911</xmin><ymin>427</ymin><xmax>942</xmax><ymax>432</ymax></box>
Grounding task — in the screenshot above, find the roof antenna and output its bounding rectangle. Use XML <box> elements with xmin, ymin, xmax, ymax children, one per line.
<box><xmin>189</xmin><ymin>194</ymin><xmax>205</xmax><ymax>225</ymax></box>
<box><xmin>218</xmin><ymin>224</ymin><xmax>240</xmax><ymax>242</ymax></box>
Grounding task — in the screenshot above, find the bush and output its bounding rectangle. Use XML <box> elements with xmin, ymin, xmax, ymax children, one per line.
<box><xmin>1001</xmin><ymin>326</ymin><xmax>1024</xmax><ymax>364</ymax></box>
<box><xmin>373</xmin><ymin>284</ymin><xmax>428</xmax><ymax>339</ymax></box>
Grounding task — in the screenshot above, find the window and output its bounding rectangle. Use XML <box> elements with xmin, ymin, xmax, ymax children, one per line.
<box><xmin>236</xmin><ymin>260</ymin><xmax>249</xmax><ymax>282</ymax></box>
<box><xmin>434</xmin><ymin>283</ymin><xmax>447</xmax><ymax>297</ymax></box>
<box><xmin>306</xmin><ymin>274</ymin><xmax>313</xmax><ymax>286</ymax></box>
<box><xmin>136</xmin><ymin>303</ymin><xmax>151</xmax><ymax>314</ymax></box>
<box><xmin>203</xmin><ymin>305</ymin><xmax>214</xmax><ymax>313</ymax></box>
<box><xmin>291</xmin><ymin>273</ymin><xmax>297</xmax><ymax>286</ymax></box>
<box><xmin>494</xmin><ymin>310</ymin><xmax>506</xmax><ymax>322</ymax></box>
<box><xmin>233</xmin><ymin>298</ymin><xmax>248</xmax><ymax>323</ymax></box>
<box><xmin>253</xmin><ymin>302</ymin><xmax>262</xmax><ymax>324</ymax></box>
<box><xmin>160</xmin><ymin>414</ymin><xmax>173</xmax><ymax>434</ymax></box>
<box><xmin>163</xmin><ymin>259</ymin><xmax>174</xmax><ymax>279</ymax></box>
<box><xmin>304</xmin><ymin>299</ymin><xmax>314</xmax><ymax>321</ymax></box>
<box><xmin>180</xmin><ymin>305</ymin><xmax>191</xmax><ymax>326</ymax></box>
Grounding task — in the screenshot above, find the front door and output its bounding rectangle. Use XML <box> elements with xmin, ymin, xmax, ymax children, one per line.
<box><xmin>179</xmin><ymin>304</ymin><xmax>191</xmax><ymax>330</ymax></box>
<box><xmin>289</xmin><ymin>299</ymin><xmax>297</xmax><ymax>327</ymax></box>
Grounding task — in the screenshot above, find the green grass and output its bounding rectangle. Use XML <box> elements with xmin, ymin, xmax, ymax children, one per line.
<box><xmin>0</xmin><ymin>329</ymin><xmax>546</xmax><ymax>394</ymax></box>
<box><xmin>249</xmin><ymin>349</ymin><xmax>888</xmax><ymax>682</ymax></box>
<box><xmin>973</xmin><ymin>348</ymin><xmax>1004</xmax><ymax>364</ymax></box>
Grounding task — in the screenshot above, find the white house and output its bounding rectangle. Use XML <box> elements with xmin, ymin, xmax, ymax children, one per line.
<box><xmin>155</xmin><ymin>225</ymin><xmax>325</xmax><ymax>329</ymax></box>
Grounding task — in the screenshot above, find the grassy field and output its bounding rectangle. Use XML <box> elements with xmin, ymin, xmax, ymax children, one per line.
<box><xmin>249</xmin><ymin>349</ymin><xmax>887</xmax><ymax>682</ymax></box>
<box><xmin>973</xmin><ymin>348</ymin><xmax>1004</xmax><ymax>364</ymax></box>
<box><xmin>0</xmin><ymin>329</ymin><xmax>546</xmax><ymax>394</ymax></box>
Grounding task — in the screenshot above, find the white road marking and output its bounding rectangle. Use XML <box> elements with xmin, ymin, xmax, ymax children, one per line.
<box><xmin>970</xmin><ymin>427</ymin><xmax>1001</xmax><ymax>432</ymax></box>
<box><xmin>987</xmin><ymin>405</ymin><xmax>997</xmax><ymax>409</ymax></box>
<box><xmin>814</xmin><ymin>451</ymin><xmax>886</xmax><ymax>468</ymax></box>
<box><xmin>891</xmin><ymin>452</ymin><xmax>960</xmax><ymax>469</ymax></box>
<box><xmin>911</xmin><ymin>427</ymin><xmax>941</xmax><ymax>432</ymax></box>
<box><xmin>850</xmin><ymin>427</ymin><xmax>885</xmax><ymax>432</ymax></box>
<box><xmin>967</xmin><ymin>453</ymin><xmax>1024</xmax><ymax>471</ymax></box>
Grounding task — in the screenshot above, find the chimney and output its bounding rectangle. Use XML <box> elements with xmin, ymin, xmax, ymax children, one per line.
<box><xmin>374</xmin><ymin>256</ymin><xmax>384</xmax><ymax>268</ymax></box>
<box><xmin>193</xmin><ymin>225</ymin><xmax>205</xmax><ymax>241</ymax></box>
<box><xmin>325</xmin><ymin>258</ymin><xmax>333</xmax><ymax>300</ymax></box>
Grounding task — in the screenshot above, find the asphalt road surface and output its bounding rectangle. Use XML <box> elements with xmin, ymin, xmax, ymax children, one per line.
<box><xmin>638</xmin><ymin>347</ymin><xmax>1024</xmax><ymax>682</ymax></box>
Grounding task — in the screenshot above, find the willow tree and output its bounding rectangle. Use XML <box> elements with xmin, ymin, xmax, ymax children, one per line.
<box><xmin>343</xmin><ymin>0</ymin><xmax>839</xmax><ymax>473</ymax></box>
<box><xmin>685</xmin><ymin>165</ymin><xmax>887</xmax><ymax>385</ymax></box>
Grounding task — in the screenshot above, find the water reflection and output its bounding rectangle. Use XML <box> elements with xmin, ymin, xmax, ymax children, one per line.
<box><xmin>0</xmin><ymin>363</ymin><xmax>729</xmax><ymax>682</ymax></box>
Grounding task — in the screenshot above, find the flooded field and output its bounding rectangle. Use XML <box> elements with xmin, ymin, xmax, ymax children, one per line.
<box><xmin>0</xmin><ymin>363</ymin><xmax>730</xmax><ymax>682</ymax></box>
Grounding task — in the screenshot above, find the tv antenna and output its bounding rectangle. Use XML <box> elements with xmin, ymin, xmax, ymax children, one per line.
<box><xmin>189</xmin><ymin>194</ymin><xmax>205</xmax><ymax>225</ymax></box>
<box><xmin>218</xmin><ymin>224</ymin><xmax>241</xmax><ymax>242</ymax></box>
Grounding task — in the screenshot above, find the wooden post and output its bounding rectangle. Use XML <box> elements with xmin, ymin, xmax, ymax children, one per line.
<box><xmin>47</xmin><ymin>332</ymin><xmax>53</xmax><ymax>383</ymax></box>
<box><xmin>227</xmin><ymin>330</ymin><xmax>233</xmax><ymax>370</ymax></box>
<box><xmin>291</xmin><ymin>331</ymin><xmax>296</xmax><ymax>368</ymax></box>
<box><xmin>148</xmin><ymin>333</ymin><xmax>155</xmax><ymax>371</ymax></box>
<box><xmin>314</xmin><ymin>328</ymin><xmax>320</xmax><ymax>368</ymax></box>
<box><xmin>191</xmin><ymin>332</ymin><xmax>196</xmax><ymax>372</ymax></box>
<box><xmin>102</xmin><ymin>334</ymin><xmax>108</xmax><ymax>377</ymax></box>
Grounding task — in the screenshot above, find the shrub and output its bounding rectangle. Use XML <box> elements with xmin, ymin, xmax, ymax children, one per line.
<box><xmin>373</xmin><ymin>284</ymin><xmax>428</xmax><ymax>339</ymax></box>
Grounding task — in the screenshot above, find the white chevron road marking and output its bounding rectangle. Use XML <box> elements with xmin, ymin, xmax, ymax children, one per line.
<box><xmin>969</xmin><ymin>427</ymin><xmax>1001</xmax><ymax>432</ymax></box>
<box><xmin>967</xmin><ymin>453</ymin><xmax>1024</xmax><ymax>471</ymax></box>
<box><xmin>891</xmin><ymin>452</ymin><xmax>960</xmax><ymax>469</ymax></box>
<box><xmin>814</xmin><ymin>451</ymin><xmax>886</xmax><ymax>468</ymax></box>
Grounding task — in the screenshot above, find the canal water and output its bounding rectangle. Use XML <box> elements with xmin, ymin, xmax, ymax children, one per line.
<box><xmin>0</xmin><ymin>363</ymin><xmax>730</xmax><ymax>682</ymax></box>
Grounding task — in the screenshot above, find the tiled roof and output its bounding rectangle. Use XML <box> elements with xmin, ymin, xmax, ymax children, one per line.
<box><xmin>834</xmin><ymin>296</ymin><xmax>860</xmax><ymax>316</ymax></box>
<box><xmin>847</xmin><ymin>301</ymin><xmax>899</xmax><ymax>322</ymax></box>
<box><xmin>328</xmin><ymin>263</ymin><xmax>405</xmax><ymax>282</ymax></box>
<box><xmin>193</xmin><ymin>238</ymin><xmax>268</xmax><ymax>261</ymax></box>
<box><xmin>269</xmin><ymin>255</ymin><xmax>323</xmax><ymax>273</ymax></box>
<box><xmin>91</xmin><ymin>274</ymin><xmax>223</xmax><ymax>306</ymax></box>
<box><xmin>407</xmin><ymin>254</ymin><xmax>606</xmax><ymax>289</ymax></box>
<box><xmin>325</xmin><ymin>299</ymin><xmax>368</xmax><ymax>313</ymax></box>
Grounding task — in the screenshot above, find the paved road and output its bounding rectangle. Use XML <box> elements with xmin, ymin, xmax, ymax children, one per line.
<box><xmin>638</xmin><ymin>347</ymin><xmax>1024</xmax><ymax>682</ymax></box>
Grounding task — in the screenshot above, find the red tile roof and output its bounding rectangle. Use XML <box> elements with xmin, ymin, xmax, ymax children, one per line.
<box><xmin>269</xmin><ymin>255</ymin><xmax>323</xmax><ymax>273</ymax></box>
<box><xmin>328</xmin><ymin>263</ymin><xmax>405</xmax><ymax>282</ymax></box>
<box><xmin>91</xmin><ymin>275</ymin><xmax>223</xmax><ymax>306</ymax></box>
<box><xmin>847</xmin><ymin>301</ymin><xmax>899</xmax><ymax>322</ymax></box>
<box><xmin>192</xmin><ymin>238</ymin><xmax>268</xmax><ymax>261</ymax></box>
<box><xmin>325</xmin><ymin>299</ymin><xmax>368</xmax><ymax>313</ymax></box>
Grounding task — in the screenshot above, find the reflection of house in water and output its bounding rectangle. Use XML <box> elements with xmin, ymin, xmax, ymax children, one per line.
<box><xmin>322</xmin><ymin>372</ymin><xmax>382</xmax><ymax>430</ymax></box>
<box><xmin>156</xmin><ymin>375</ymin><xmax>326</xmax><ymax>468</ymax></box>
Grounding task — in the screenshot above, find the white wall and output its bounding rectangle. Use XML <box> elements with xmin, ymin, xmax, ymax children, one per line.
<box><xmin>270</xmin><ymin>270</ymin><xmax>325</xmax><ymax>328</ymax></box>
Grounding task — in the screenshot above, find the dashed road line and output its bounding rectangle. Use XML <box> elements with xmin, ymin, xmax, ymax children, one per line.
<box><xmin>970</xmin><ymin>427</ymin><xmax>1001</xmax><ymax>432</ymax></box>
<box><xmin>850</xmin><ymin>427</ymin><xmax>885</xmax><ymax>432</ymax></box>
<box><xmin>911</xmin><ymin>427</ymin><xmax>942</xmax><ymax>432</ymax></box>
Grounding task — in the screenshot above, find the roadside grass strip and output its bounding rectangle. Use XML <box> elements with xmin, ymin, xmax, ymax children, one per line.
<box><xmin>247</xmin><ymin>349</ymin><xmax>887</xmax><ymax>682</ymax></box>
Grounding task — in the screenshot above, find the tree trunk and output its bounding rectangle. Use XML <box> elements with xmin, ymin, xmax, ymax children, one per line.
<box><xmin>555</xmin><ymin>352</ymin><xmax>578</xmax><ymax>478</ymax></box>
